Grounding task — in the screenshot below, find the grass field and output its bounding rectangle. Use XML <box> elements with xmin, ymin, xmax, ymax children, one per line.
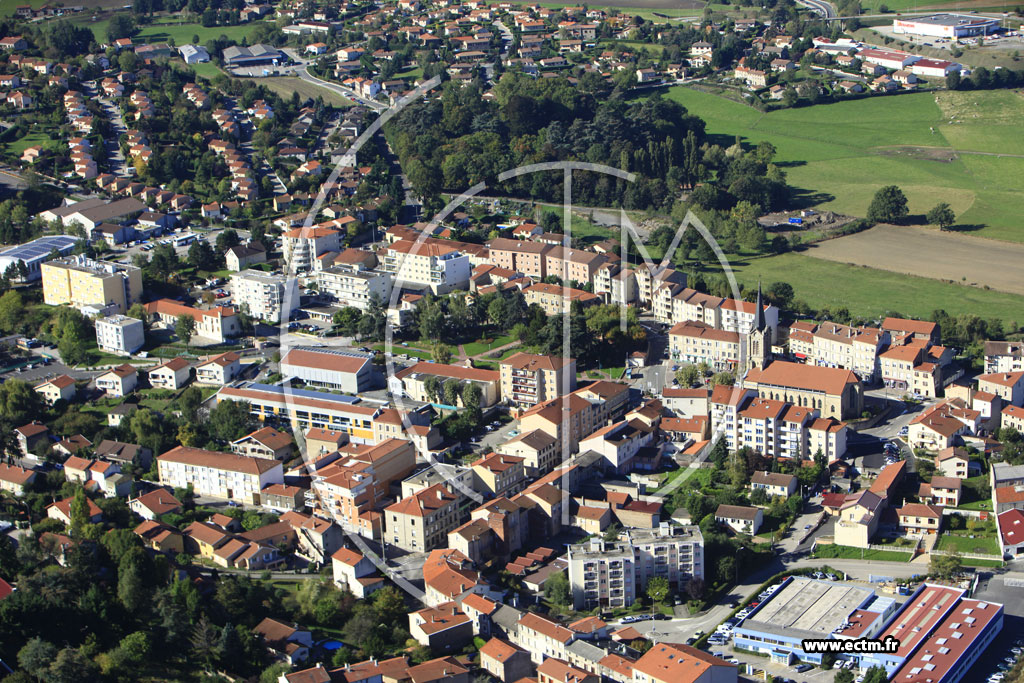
<box><xmin>662</xmin><ymin>87</ymin><xmax>1024</xmax><ymax>243</ymax></box>
<box><xmin>5</xmin><ymin>130</ymin><xmax>63</xmax><ymax>156</ymax></box>
<box><xmin>77</xmin><ymin>17</ymin><xmax>266</xmax><ymax>46</ymax></box>
<box><xmin>812</xmin><ymin>544</ymin><xmax>913</xmax><ymax>562</ymax></box>
<box><xmin>259</xmin><ymin>77</ymin><xmax>353</xmax><ymax>108</ymax></box>
<box><xmin>936</xmin><ymin>532</ymin><xmax>1000</xmax><ymax>555</ymax></box>
<box><xmin>189</xmin><ymin>61</ymin><xmax>225</xmax><ymax>80</ymax></box>
<box><xmin>602</xmin><ymin>39</ymin><xmax>667</xmax><ymax>53</ymax></box>
<box><xmin>719</xmin><ymin>252</ymin><xmax>1024</xmax><ymax>324</ymax></box>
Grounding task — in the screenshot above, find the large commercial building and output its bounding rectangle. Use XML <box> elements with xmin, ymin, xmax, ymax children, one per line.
<box><xmin>892</xmin><ymin>13</ymin><xmax>999</xmax><ymax>38</ymax></box>
<box><xmin>222</xmin><ymin>44</ymin><xmax>286</xmax><ymax>67</ymax></box>
<box><xmin>231</xmin><ymin>269</ymin><xmax>299</xmax><ymax>323</ymax></box>
<box><xmin>280</xmin><ymin>347</ymin><xmax>376</xmax><ymax>393</ymax></box>
<box><xmin>157</xmin><ymin>446</ymin><xmax>284</xmax><ymax>504</ymax></box>
<box><xmin>0</xmin><ymin>234</ymin><xmax>78</xmax><ymax>281</ymax></box>
<box><xmin>41</xmin><ymin>255</ymin><xmax>143</xmax><ymax>315</ymax></box>
<box><xmin>734</xmin><ymin>576</ymin><xmax>1003</xmax><ymax>683</ymax></box>
<box><xmin>566</xmin><ymin>525</ymin><xmax>704</xmax><ymax>610</ymax></box>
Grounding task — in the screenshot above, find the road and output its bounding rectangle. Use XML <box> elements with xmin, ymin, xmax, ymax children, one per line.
<box><xmin>796</xmin><ymin>0</ymin><xmax>837</xmax><ymax>18</ymax></box>
<box><xmin>298</xmin><ymin>66</ymin><xmax>387</xmax><ymax>112</ymax></box>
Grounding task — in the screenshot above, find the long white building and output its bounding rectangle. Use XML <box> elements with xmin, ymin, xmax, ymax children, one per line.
<box><xmin>157</xmin><ymin>446</ymin><xmax>283</xmax><ymax>504</ymax></box>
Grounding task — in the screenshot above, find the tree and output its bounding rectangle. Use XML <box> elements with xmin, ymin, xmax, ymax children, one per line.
<box><xmin>106</xmin><ymin>14</ymin><xmax>136</xmax><ymax>42</ymax></box>
<box><xmin>686</xmin><ymin>577</ymin><xmax>705</xmax><ymax>600</ymax></box>
<box><xmin>177</xmin><ymin>385</ymin><xmax>203</xmax><ymax>420</ymax></box>
<box><xmin>646</xmin><ymin>576</ymin><xmax>670</xmax><ymax>604</ymax></box>
<box><xmin>675</xmin><ymin>365</ymin><xmax>701</xmax><ymax>386</ymax></box>
<box><xmin>0</xmin><ymin>379</ymin><xmax>44</xmax><ymax>425</ymax></box>
<box><xmin>926</xmin><ymin>202</ymin><xmax>955</xmax><ymax>230</ymax></box>
<box><xmin>69</xmin><ymin>488</ymin><xmax>92</xmax><ymax>538</ymax></box>
<box><xmin>432</xmin><ymin>342</ymin><xmax>453</xmax><ymax>364</ymax></box>
<box><xmin>18</xmin><ymin>638</ymin><xmax>57</xmax><ymax>682</ymax></box>
<box><xmin>930</xmin><ymin>552</ymin><xmax>962</xmax><ymax>580</ymax></box>
<box><xmin>0</xmin><ymin>289</ymin><xmax>23</xmax><ymax>333</ymax></box>
<box><xmin>866</xmin><ymin>185</ymin><xmax>909</xmax><ymax>224</ymax></box>
<box><xmin>175</xmin><ymin>314</ymin><xmax>196</xmax><ymax>350</ymax></box>
<box><xmin>544</xmin><ymin>571</ymin><xmax>571</xmax><ymax>606</ymax></box>
<box><xmin>834</xmin><ymin>669</ymin><xmax>854</xmax><ymax>683</ymax></box>
<box><xmin>49</xmin><ymin>648</ymin><xmax>100</xmax><ymax>683</ymax></box>
<box><xmin>208</xmin><ymin>399</ymin><xmax>253</xmax><ymax>442</ymax></box>
<box><xmin>710</xmin><ymin>372</ymin><xmax>735</xmax><ymax>388</ymax></box>
<box><xmin>862</xmin><ymin>666</ymin><xmax>888</xmax><ymax>683</ymax></box>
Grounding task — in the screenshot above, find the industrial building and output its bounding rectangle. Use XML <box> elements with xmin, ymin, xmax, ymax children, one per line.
<box><xmin>892</xmin><ymin>13</ymin><xmax>1000</xmax><ymax>38</ymax></box>
<box><xmin>734</xmin><ymin>576</ymin><xmax>1003</xmax><ymax>683</ymax></box>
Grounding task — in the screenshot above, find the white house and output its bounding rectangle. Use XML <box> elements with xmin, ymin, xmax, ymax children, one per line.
<box><xmin>148</xmin><ymin>357</ymin><xmax>191</xmax><ymax>390</ymax></box>
<box><xmin>195</xmin><ymin>351</ymin><xmax>241</xmax><ymax>385</ymax></box>
<box><xmin>95</xmin><ymin>363</ymin><xmax>138</xmax><ymax>397</ymax></box>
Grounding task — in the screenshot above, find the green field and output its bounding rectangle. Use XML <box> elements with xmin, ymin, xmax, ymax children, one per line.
<box><xmin>5</xmin><ymin>130</ymin><xmax>63</xmax><ymax>156</ymax></box>
<box><xmin>76</xmin><ymin>17</ymin><xmax>265</xmax><ymax>46</ymax></box>
<box><xmin>663</xmin><ymin>87</ymin><xmax>1024</xmax><ymax>243</ymax></box>
<box><xmin>936</xmin><ymin>532</ymin><xmax>1000</xmax><ymax>555</ymax></box>
<box><xmin>720</xmin><ymin>252</ymin><xmax>1024</xmax><ymax>324</ymax></box>
<box><xmin>812</xmin><ymin>544</ymin><xmax>913</xmax><ymax>562</ymax></box>
<box><xmin>602</xmin><ymin>39</ymin><xmax>667</xmax><ymax>53</ymax></box>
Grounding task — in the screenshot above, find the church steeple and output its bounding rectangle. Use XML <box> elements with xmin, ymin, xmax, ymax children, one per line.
<box><xmin>753</xmin><ymin>281</ymin><xmax>766</xmax><ymax>332</ymax></box>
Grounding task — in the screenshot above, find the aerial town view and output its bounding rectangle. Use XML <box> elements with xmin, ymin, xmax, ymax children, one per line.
<box><xmin>0</xmin><ymin>0</ymin><xmax>1023</xmax><ymax>680</ymax></box>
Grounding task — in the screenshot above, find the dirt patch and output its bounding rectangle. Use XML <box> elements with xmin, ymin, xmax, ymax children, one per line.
<box><xmin>758</xmin><ymin>210</ymin><xmax>859</xmax><ymax>238</ymax></box>
<box><xmin>806</xmin><ymin>224</ymin><xmax>1024</xmax><ymax>296</ymax></box>
<box><xmin>873</xmin><ymin>146</ymin><xmax>960</xmax><ymax>163</ymax></box>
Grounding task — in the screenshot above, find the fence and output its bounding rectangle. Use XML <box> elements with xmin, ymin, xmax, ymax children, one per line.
<box><xmin>929</xmin><ymin>547</ymin><xmax>1003</xmax><ymax>561</ymax></box>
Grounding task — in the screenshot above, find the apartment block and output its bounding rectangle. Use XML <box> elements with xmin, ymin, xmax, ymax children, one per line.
<box><xmin>385</xmin><ymin>483</ymin><xmax>460</xmax><ymax>552</ymax></box>
<box><xmin>380</xmin><ymin>239</ymin><xmax>470</xmax><ymax>294</ymax></box>
<box><xmin>985</xmin><ymin>341</ymin><xmax>1024</xmax><ymax>373</ymax></box>
<box><xmin>669</xmin><ymin>321</ymin><xmax>741</xmax><ymax>371</ymax></box>
<box><xmin>157</xmin><ymin>446</ymin><xmax>284</xmax><ymax>504</ymax></box>
<box><xmin>499</xmin><ymin>352</ymin><xmax>576</xmax><ymax>408</ymax></box>
<box><xmin>95</xmin><ymin>314</ymin><xmax>145</xmax><ymax>355</ymax></box>
<box><xmin>787</xmin><ymin>321</ymin><xmax>889</xmax><ymax>382</ymax></box>
<box><xmin>317</xmin><ymin>263</ymin><xmax>392</xmax><ymax>311</ymax></box>
<box><xmin>523</xmin><ymin>283</ymin><xmax>600</xmax><ymax>316</ymax></box>
<box><xmin>231</xmin><ymin>269</ymin><xmax>299</xmax><ymax>323</ymax></box>
<box><xmin>309</xmin><ymin>438</ymin><xmax>417</xmax><ymax>540</ymax></box>
<box><xmin>282</xmin><ymin>226</ymin><xmax>342</xmax><ymax>273</ymax></box>
<box><xmin>566</xmin><ymin>525</ymin><xmax>704</xmax><ymax>610</ymax></box>
<box><xmin>41</xmin><ymin>255</ymin><xmax>142</xmax><ymax>314</ymax></box>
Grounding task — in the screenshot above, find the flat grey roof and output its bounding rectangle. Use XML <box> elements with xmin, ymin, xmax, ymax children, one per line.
<box><xmin>909</xmin><ymin>12</ymin><xmax>999</xmax><ymax>26</ymax></box>
<box><xmin>742</xmin><ymin>576</ymin><xmax>874</xmax><ymax>638</ymax></box>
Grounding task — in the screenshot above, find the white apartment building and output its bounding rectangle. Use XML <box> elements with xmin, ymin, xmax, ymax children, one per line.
<box><xmin>653</xmin><ymin>285</ymin><xmax>779</xmax><ymax>343</ymax></box>
<box><xmin>380</xmin><ymin>239</ymin><xmax>471</xmax><ymax>294</ymax></box>
<box><xmin>566</xmin><ymin>525</ymin><xmax>704</xmax><ymax>610</ymax></box>
<box><xmin>986</xmin><ymin>341</ymin><xmax>1024</xmax><ymax>374</ymax></box>
<box><xmin>788</xmin><ymin>321</ymin><xmax>889</xmax><ymax>382</ymax></box>
<box><xmin>157</xmin><ymin>446</ymin><xmax>283</xmax><ymax>504</ymax></box>
<box><xmin>95</xmin><ymin>314</ymin><xmax>145</xmax><ymax>355</ymax></box>
<box><xmin>317</xmin><ymin>264</ymin><xmax>392</xmax><ymax>311</ymax></box>
<box><xmin>593</xmin><ymin>263</ymin><xmax>637</xmax><ymax>306</ymax></box>
<box><xmin>710</xmin><ymin>386</ymin><xmax>848</xmax><ymax>460</ymax></box>
<box><xmin>282</xmin><ymin>226</ymin><xmax>342</xmax><ymax>273</ymax></box>
<box><xmin>231</xmin><ymin>270</ymin><xmax>299</xmax><ymax>323</ymax></box>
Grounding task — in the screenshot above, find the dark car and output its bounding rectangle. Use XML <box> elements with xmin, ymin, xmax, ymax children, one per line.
<box><xmin>654</xmin><ymin>613</ymin><xmax>669</xmax><ymax>621</ymax></box>
<box><xmin>794</xmin><ymin>664</ymin><xmax>813</xmax><ymax>673</ymax></box>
